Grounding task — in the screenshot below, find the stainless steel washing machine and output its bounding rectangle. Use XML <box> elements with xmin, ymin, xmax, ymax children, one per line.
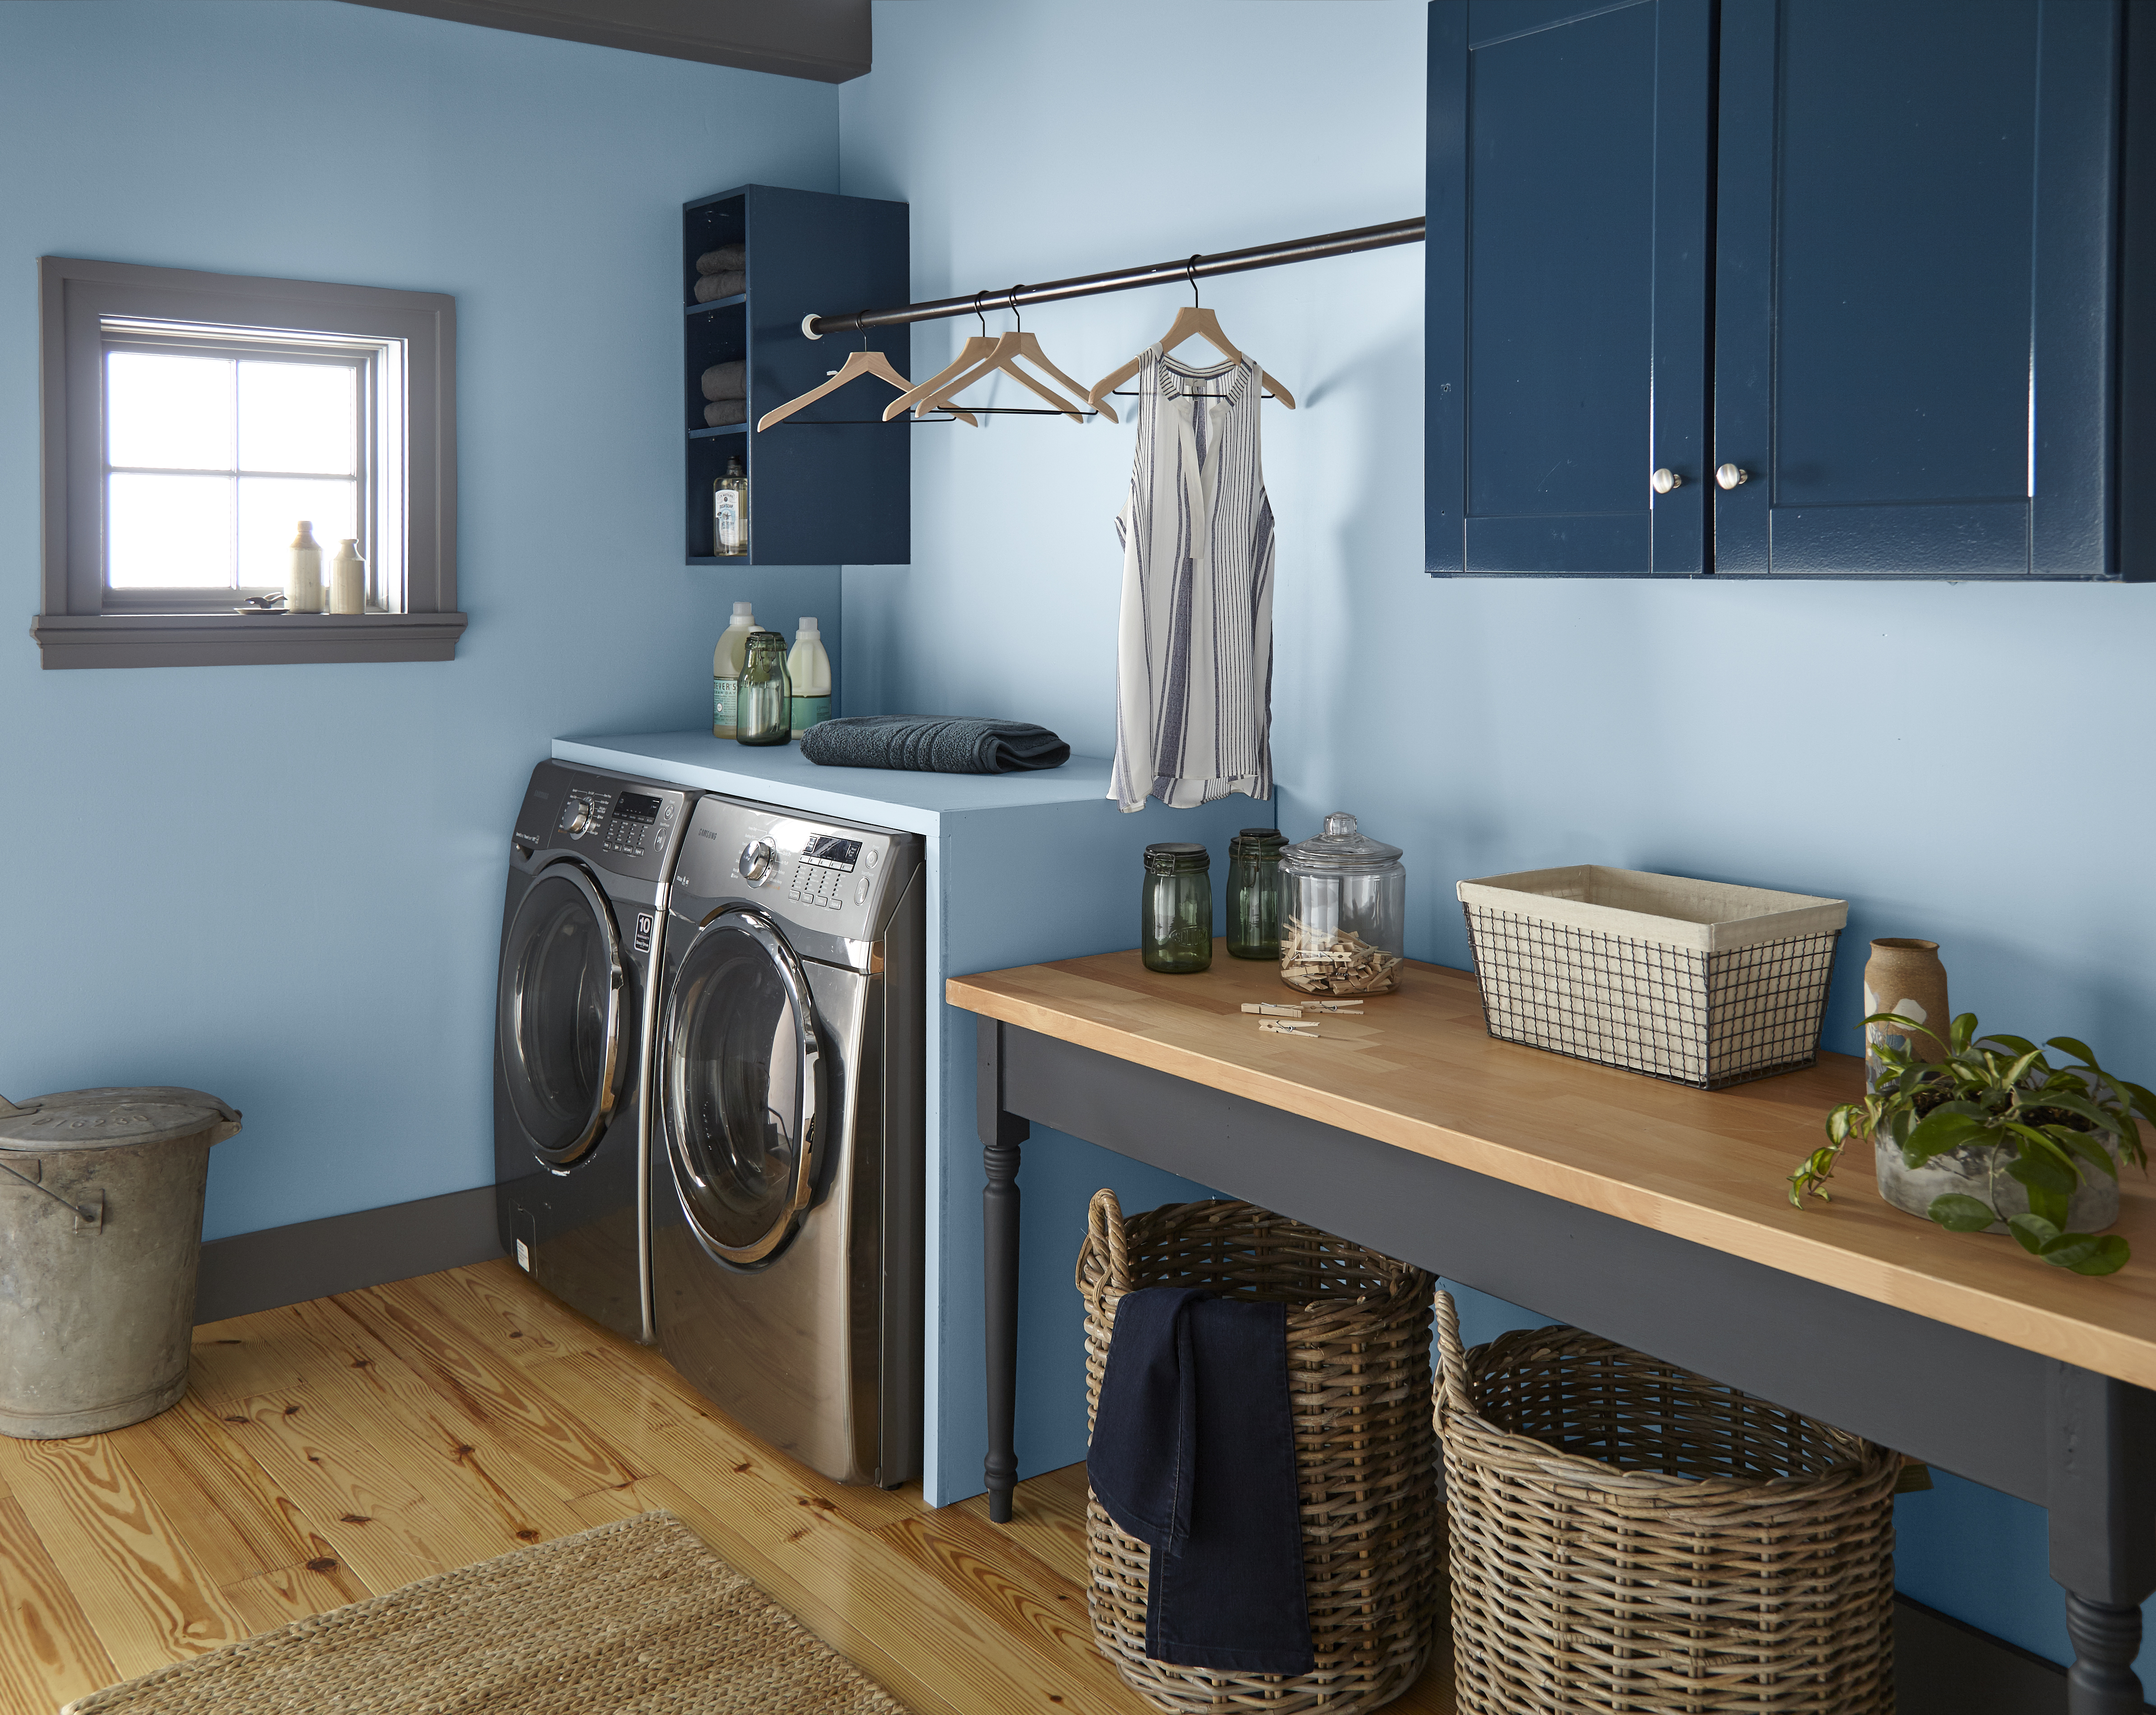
<box><xmin>493</xmin><ymin>761</ymin><xmax>700</xmax><ymax>1344</ymax></box>
<box><xmin>653</xmin><ymin>795</ymin><xmax>925</xmax><ymax>1487</ymax></box>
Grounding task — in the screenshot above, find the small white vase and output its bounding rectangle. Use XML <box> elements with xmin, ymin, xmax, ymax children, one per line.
<box><xmin>1874</xmin><ymin>1132</ymin><xmax>2123</xmax><ymax>1233</ymax></box>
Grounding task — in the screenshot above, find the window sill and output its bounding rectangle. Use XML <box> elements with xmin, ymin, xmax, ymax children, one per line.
<box><xmin>32</xmin><ymin>611</ymin><xmax>468</xmax><ymax>669</ymax></box>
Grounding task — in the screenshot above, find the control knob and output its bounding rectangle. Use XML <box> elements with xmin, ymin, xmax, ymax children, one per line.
<box><xmin>564</xmin><ymin>801</ymin><xmax>597</xmax><ymax>835</ymax></box>
<box><xmin>738</xmin><ymin>838</ymin><xmax>779</xmax><ymax>885</ymax></box>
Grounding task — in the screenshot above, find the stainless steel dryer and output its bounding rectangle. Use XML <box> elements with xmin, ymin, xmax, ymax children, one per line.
<box><xmin>653</xmin><ymin>796</ymin><xmax>925</xmax><ymax>1487</ymax></box>
<box><xmin>494</xmin><ymin>761</ymin><xmax>700</xmax><ymax>1344</ymax></box>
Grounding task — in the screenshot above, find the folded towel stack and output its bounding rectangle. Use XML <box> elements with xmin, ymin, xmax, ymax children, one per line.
<box><xmin>801</xmin><ymin>715</ymin><xmax>1072</xmax><ymax>775</ymax></box>
<box><xmin>701</xmin><ymin>359</ymin><xmax>747</xmax><ymax>427</ymax></box>
<box><xmin>693</xmin><ymin>243</ymin><xmax>746</xmax><ymax>303</ymax></box>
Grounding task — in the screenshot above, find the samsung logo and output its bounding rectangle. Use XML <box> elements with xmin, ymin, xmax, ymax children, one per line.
<box><xmin>696</xmin><ymin>828</ymin><xmax>717</xmax><ymax>839</ymax></box>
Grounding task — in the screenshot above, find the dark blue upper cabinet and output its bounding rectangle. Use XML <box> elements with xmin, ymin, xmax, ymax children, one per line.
<box><xmin>1427</xmin><ymin>0</ymin><xmax>1712</xmax><ymax>576</ymax></box>
<box><xmin>1714</xmin><ymin>0</ymin><xmax>2121</xmax><ymax>578</ymax></box>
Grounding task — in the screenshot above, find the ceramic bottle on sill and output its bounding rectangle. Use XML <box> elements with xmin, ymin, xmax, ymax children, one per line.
<box><xmin>285</xmin><ymin>521</ymin><xmax>323</xmax><ymax>613</ymax></box>
<box><xmin>328</xmin><ymin>539</ymin><xmax>366</xmax><ymax>615</ymax></box>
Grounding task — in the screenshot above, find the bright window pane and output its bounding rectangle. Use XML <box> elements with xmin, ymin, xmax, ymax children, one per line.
<box><xmin>106</xmin><ymin>352</ymin><xmax>233</xmax><ymax>471</ymax></box>
<box><xmin>109</xmin><ymin>473</ymin><xmax>235</xmax><ymax>588</ymax></box>
<box><xmin>238</xmin><ymin>361</ymin><xmax>356</xmax><ymax>475</ymax></box>
<box><xmin>238</xmin><ymin>478</ymin><xmax>359</xmax><ymax>589</ymax></box>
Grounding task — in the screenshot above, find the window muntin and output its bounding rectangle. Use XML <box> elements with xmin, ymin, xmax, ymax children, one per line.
<box><xmin>97</xmin><ymin>319</ymin><xmax>405</xmax><ymax>611</ymax></box>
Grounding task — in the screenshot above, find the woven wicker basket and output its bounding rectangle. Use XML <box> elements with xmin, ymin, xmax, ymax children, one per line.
<box><xmin>1077</xmin><ymin>1190</ymin><xmax>1441</xmax><ymax>1715</ymax></box>
<box><xmin>1433</xmin><ymin>1293</ymin><xmax>1900</xmax><ymax>1715</ymax></box>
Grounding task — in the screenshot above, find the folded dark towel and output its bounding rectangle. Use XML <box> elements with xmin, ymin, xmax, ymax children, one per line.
<box><xmin>693</xmin><ymin>272</ymin><xmax>746</xmax><ymax>303</ymax></box>
<box><xmin>801</xmin><ymin>715</ymin><xmax>1070</xmax><ymax>775</ymax></box>
<box><xmin>701</xmin><ymin>360</ymin><xmax>747</xmax><ymax>401</ymax></box>
<box><xmin>1089</xmin><ymin>1286</ymin><xmax>1312</xmax><ymax>1675</ymax></box>
<box><xmin>704</xmin><ymin>399</ymin><xmax>747</xmax><ymax>428</ymax></box>
<box><xmin>696</xmin><ymin>244</ymin><xmax>745</xmax><ymax>276</ymax></box>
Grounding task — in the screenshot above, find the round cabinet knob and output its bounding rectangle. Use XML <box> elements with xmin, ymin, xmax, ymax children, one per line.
<box><xmin>1716</xmin><ymin>463</ymin><xmax>1750</xmax><ymax>490</ymax></box>
<box><xmin>1651</xmin><ymin>468</ymin><xmax>1682</xmax><ymax>494</ymax></box>
<box><xmin>738</xmin><ymin>838</ymin><xmax>778</xmax><ymax>885</ymax></box>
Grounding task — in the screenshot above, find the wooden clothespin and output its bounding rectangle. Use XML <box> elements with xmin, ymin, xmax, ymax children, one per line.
<box><xmin>1259</xmin><ymin>1019</ymin><xmax>1319</xmax><ymax>1037</ymax></box>
<box><xmin>1300</xmin><ymin>1000</ymin><xmax>1364</xmax><ymax>1014</ymax></box>
<box><xmin>1240</xmin><ymin>1002</ymin><xmax>1304</xmax><ymax>1017</ymax></box>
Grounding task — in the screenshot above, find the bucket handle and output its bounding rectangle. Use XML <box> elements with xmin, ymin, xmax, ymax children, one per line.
<box><xmin>1433</xmin><ymin>1288</ymin><xmax>1470</xmax><ymax>1421</ymax></box>
<box><xmin>0</xmin><ymin>1156</ymin><xmax>101</xmax><ymax>1231</ymax></box>
<box><xmin>1087</xmin><ymin>1188</ymin><xmax>1129</xmax><ymax>1294</ymax></box>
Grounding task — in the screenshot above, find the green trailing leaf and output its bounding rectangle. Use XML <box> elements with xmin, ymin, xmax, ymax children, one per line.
<box><xmin>1986</xmin><ymin>1034</ymin><xmax>2041</xmax><ymax>1060</ymax></box>
<box><xmin>2046</xmin><ymin>1036</ymin><xmax>2098</xmax><ymax>1066</ymax></box>
<box><xmin>2035</xmin><ymin>1231</ymin><xmax>2108</xmax><ymax>1272</ymax></box>
<box><xmin>2000</xmin><ymin>1047</ymin><xmax>2047</xmax><ymax>1088</ymax></box>
<box><xmin>2051</xmin><ymin>1128</ymin><xmax>2120</xmax><ymax>1180</ymax></box>
<box><xmin>1902</xmin><ymin>1109</ymin><xmax>1991</xmax><ymax>1166</ymax></box>
<box><xmin>1951</xmin><ymin>1014</ymin><xmax>1978</xmax><ymax>1054</ymax></box>
<box><xmin>2008</xmin><ymin>1213</ymin><xmax>2060</xmax><ymax>1255</ymax></box>
<box><xmin>1926</xmin><ymin>1194</ymin><xmax>1999</xmax><ymax>1232</ymax></box>
<box><xmin>2062</xmin><ymin>1236</ymin><xmax>2131</xmax><ymax>1277</ymax></box>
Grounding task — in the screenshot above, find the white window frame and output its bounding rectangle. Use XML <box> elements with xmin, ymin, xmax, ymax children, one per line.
<box><xmin>37</xmin><ymin>257</ymin><xmax>461</xmax><ymax>669</ymax></box>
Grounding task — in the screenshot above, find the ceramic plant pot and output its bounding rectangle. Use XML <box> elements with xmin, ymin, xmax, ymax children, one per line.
<box><xmin>1863</xmin><ymin>938</ymin><xmax>1949</xmax><ymax>1089</ymax></box>
<box><xmin>1874</xmin><ymin>1130</ymin><xmax>2123</xmax><ymax>1234</ymax></box>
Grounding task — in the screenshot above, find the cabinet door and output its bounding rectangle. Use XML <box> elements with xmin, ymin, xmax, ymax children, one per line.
<box><xmin>1427</xmin><ymin>0</ymin><xmax>1711</xmax><ymax>576</ymax></box>
<box><xmin>1713</xmin><ymin>0</ymin><xmax>2121</xmax><ymax>578</ymax></box>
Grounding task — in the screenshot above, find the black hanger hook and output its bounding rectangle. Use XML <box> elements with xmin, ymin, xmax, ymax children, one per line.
<box><xmin>1007</xmin><ymin>284</ymin><xmax>1024</xmax><ymax>332</ymax></box>
<box><xmin>973</xmin><ymin>290</ymin><xmax>989</xmax><ymax>337</ymax></box>
<box><xmin>1188</xmin><ymin>254</ymin><xmax>1202</xmax><ymax>307</ymax></box>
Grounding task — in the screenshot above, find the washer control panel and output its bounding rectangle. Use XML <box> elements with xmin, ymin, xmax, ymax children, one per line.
<box><xmin>602</xmin><ymin>792</ymin><xmax>665</xmax><ymax>856</ymax></box>
<box><xmin>677</xmin><ymin>798</ymin><xmax>920</xmax><ymax>946</ymax></box>
<box><xmin>516</xmin><ymin>765</ymin><xmax>691</xmax><ymax>885</ymax></box>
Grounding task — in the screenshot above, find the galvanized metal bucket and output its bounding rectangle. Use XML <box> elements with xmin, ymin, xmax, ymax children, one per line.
<box><xmin>0</xmin><ymin>1087</ymin><xmax>241</xmax><ymax>1438</ymax></box>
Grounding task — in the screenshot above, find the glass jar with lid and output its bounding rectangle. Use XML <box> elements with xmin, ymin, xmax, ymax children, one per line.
<box><xmin>1226</xmin><ymin>827</ymin><xmax>1289</xmax><ymax>960</ymax></box>
<box><xmin>1279</xmin><ymin>812</ymin><xmax>1405</xmax><ymax>996</ymax></box>
<box><xmin>1141</xmin><ymin>843</ymin><xmax>1213</xmax><ymax>974</ymax></box>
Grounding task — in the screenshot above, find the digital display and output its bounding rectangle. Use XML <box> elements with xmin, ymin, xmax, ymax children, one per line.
<box><xmin>615</xmin><ymin>793</ymin><xmax>663</xmax><ymax>821</ymax></box>
<box><xmin>806</xmin><ymin>835</ymin><xmax>861</xmax><ymax>865</ymax></box>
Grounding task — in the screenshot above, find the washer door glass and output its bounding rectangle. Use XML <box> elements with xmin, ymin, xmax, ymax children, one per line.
<box><xmin>498</xmin><ymin>865</ymin><xmax>624</xmax><ymax>1165</ymax></box>
<box><xmin>664</xmin><ymin>913</ymin><xmax>820</xmax><ymax>1264</ymax></box>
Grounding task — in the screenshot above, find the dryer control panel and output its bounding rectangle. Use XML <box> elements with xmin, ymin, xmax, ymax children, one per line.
<box><xmin>674</xmin><ymin>796</ymin><xmax>921</xmax><ymax>950</ymax></box>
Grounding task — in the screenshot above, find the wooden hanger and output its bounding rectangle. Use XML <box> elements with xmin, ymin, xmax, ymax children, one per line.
<box><xmin>756</xmin><ymin>341</ymin><xmax>978</xmax><ymax>430</ymax></box>
<box><xmin>915</xmin><ymin>289</ymin><xmax>1092</xmax><ymax>424</ymax></box>
<box><xmin>884</xmin><ymin>295</ymin><xmax>1004</xmax><ymax>421</ymax></box>
<box><xmin>1087</xmin><ymin>258</ymin><xmax>1296</xmax><ymax>412</ymax></box>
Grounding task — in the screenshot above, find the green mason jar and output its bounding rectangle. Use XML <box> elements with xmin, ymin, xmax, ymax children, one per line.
<box><xmin>735</xmin><ymin>629</ymin><xmax>792</xmax><ymax>746</ymax></box>
<box><xmin>1225</xmin><ymin>827</ymin><xmax>1288</xmax><ymax>959</ymax></box>
<box><xmin>1141</xmin><ymin>843</ymin><xmax>1213</xmax><ymax>974</ymax></box>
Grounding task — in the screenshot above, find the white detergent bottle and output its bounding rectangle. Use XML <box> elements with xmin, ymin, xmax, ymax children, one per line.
<box><xmin>787</xmin><ymin>618</ymin><xmax>832</xmax><ymax>738</ymax></box>
<box><xmin>711</xmin><ymin>601</ymin><xmax>757</xmax><ymax>738</ymax></box>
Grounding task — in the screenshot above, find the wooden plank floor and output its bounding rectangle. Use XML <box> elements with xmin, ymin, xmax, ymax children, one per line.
<box><xmin>0</xmin><ymin>1260</ymin><xmax>1456</xmax><ymax>1714</ymax></box>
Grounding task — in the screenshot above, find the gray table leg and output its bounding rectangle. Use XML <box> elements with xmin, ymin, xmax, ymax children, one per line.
<box><xmin>977</xmin><ymin>1018</ymin><xmax>1028</xmax><ymax>1524</ymax></box>
<box><xmin>2048</xmin><ymin>1364</ymin><xmax>2156</xmax><ymax>1714</ymax></box>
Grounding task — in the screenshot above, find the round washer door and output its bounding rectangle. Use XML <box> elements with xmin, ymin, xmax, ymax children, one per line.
<box><xmin>498</xmin><ymin>861</ymin><xmax>627</xmax><ymax>1167</ymax></box>
<box><xmin>661</xmin><ymin>908</ymin><xmax>822</xmax><ymax>1266</ymax></box>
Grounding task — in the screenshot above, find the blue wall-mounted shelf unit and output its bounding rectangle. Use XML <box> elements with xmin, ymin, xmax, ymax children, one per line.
<box><xmin>682</xmin><ymin>184</ymin><xmax>911</xmax><ymax>567</ymax></box>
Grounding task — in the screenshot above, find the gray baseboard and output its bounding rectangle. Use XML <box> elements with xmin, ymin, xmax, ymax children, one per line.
<box><xmin>195</xmin><ymin>1184</ymin><xmax>503</xmax><ymax>1324</ymax></box>
<box><xmin>193</xmin><ymin>1191</ymin><xmax>2128</xmax><ymax>1709</ymax></box>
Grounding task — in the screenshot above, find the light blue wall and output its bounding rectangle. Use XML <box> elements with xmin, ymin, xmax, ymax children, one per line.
<box><xmin>838</xmin><ymin>0</ymin><xmax>2156</xmax><ymax>1674</ymax></box>
<box><xmin>0</xmin><ymin>2</ymin><xmax>842</xmax><ymax>1240</ymax></box>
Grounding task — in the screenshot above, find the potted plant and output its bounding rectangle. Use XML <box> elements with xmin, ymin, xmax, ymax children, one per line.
<box><xmin>1786</xmin><ymin>1012</ymin><xmax>2152</xmax><ymax>1276</ymax></box>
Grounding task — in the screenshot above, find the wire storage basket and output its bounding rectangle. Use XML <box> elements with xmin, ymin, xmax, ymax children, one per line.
<box><xmin>1078</xmin><ymin>1191</ymin><xmax>1441</xmax><ymax>1714</ymax></box>
<box><xmin>1433</xmin><ymin>1293</ymin><xmax>1900</xmax><ymax>1715</ymax></box>
<box><xmin>1456</xmin><ymin>866</ymin><xmax>1848</xmax><ymax>1089</ymax></box>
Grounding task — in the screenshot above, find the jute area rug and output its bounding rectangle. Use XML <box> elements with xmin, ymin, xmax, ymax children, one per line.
<box><xmin>60</xmin><ymin>1511</ymin><xmax>908</xmax><ymax>1715</ymax></box>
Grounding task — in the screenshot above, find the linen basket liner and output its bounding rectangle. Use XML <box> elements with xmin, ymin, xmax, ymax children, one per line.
<box><xmin>1078</xmin><ymin>1189</ymin><xmax>1441</xmax><ymax>1715</ymax></box>
<box><xmin>1456</xmin><ymin>865</ymin><xmax>1848</xmax><ymax>953</ymax></box>
<box><xmin>1433</xmin><ymin>1292</ymin><xmax>1901</xmax><ymax>1715</ymax></box>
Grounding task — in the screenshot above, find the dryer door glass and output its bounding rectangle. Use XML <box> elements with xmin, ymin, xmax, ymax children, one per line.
<box><xmin>498</xmin><ymin>867</ymin><xmax>624</xmax><ymax>1164</ymax></box>
<box><xmin>664</xmin><ymin>917</ymin><xmax>819</xmax><ymax>1263</ymax></box>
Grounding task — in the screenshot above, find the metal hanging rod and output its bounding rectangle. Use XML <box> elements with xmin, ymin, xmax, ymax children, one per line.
<box><xmin>802</xmin><ymin>216</ymin><xmax>1424</xmax><ymax>339</ymax></box>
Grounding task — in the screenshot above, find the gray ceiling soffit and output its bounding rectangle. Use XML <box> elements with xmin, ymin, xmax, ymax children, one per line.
<box><xmin>342</xmin><ymin>0</ymin><xmax>871</xmax><ymax>83</ymax></box>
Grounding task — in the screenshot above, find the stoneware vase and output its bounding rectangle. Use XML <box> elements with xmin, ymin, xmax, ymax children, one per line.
<box><xmin>1862</xmin><ymin>937</ymin><xmax>1950</xmax><ymax>1088</ymax></box>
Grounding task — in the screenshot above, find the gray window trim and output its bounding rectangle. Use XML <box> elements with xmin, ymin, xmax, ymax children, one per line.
<box><xmin>37</xmin><ymin>256</ymin><xmax>463</xmax><ymax>669</ymax></box>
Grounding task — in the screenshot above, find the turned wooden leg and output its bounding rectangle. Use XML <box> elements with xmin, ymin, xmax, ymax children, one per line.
<box><xmin>2049</xmin><ymin>1364</ymin><xmax>2156</xmax><ymax>1715</ymax></box>
<box><xmin>2064</xmin><ymin>1593</ymin><xmax>2145</xmax><ymax>1715</ymax></box>
<box><xmin>977</xmin><ymin>1019</ymin><xmax>1029</xmax><ymax>1525</ymax></box>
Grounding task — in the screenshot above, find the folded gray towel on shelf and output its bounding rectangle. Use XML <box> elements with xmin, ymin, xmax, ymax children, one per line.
<box><xmin>802</xmin><ymin>715</ymin><xmax>1072</xmax><ymax>775</ymax></box>
<box><xmin>701</xmin><ymin>360</ymin><xmax>747</xmax><ymax>401</ymax></box>
<box><xmin>693</xmin><ymin>272</ymin><xmax>746</xmax><ymax>303</ymax></box>
<box><xmin>696</xmin><ymin>244</ymin><xmax>745</xmax><ymax>276</ymax></box>
<box><xmin>704</xmin><ymin>398</ymin><xmax>747</xmax><ymax>428</ymax></box>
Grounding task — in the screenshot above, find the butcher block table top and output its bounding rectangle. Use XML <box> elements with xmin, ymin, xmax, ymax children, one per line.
<box><xmin>946</xmin><ymin>947</ymin><xmax>2156</xmax><ymax>1392</ymax></box>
